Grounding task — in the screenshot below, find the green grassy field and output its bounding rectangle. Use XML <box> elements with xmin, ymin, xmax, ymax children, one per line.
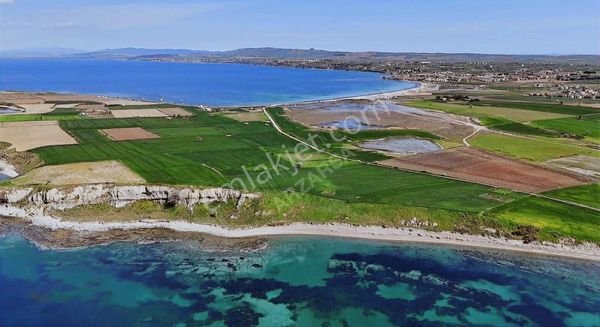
<box><xmin>470</xmin><ymin>133</ymin><xmax>598</xmax><ymax>161</ymax></box>
<box><xmin>343</xmin><ymin>129</ymin><xmax>442</xmax><ymax>141</ymax></box>
<box><xmin>31</xmin><ymin>108</ymin><xmax>510</xmax><ymax>212</ymax></box>
<box><xmin>479</xmin><ymin>117</ymin><xmax>558</xmax><ymax>137</ymax></box>
<box><xmin>488</xmin><ymin>196</ymin><xmax>600</xmax><ymax>243</ymax></box>
<box><xmin>0</xmin><ymin>107</ymin><xmax>84</xmax><ymax>122</ymax></box>
<box><xmin>1</xmin><ymin>99</ymin><xmax>597</xmax><ymax>244</ymax></box>
<box><xmin>543</xmin><ymin>184</ymin><xmax>600</xmax><ymax>209</ymax></box>
<box><xmin>405</xmin><ymin>100</ymin><xmax>572</xmax><ymax>122</ymax></box>
<box><xmin>106</xmin><ymin>103</ymin><xmax>183</xmax><ymax>109</ymax></box>
<box><xmin>58</xmin><ymin>191</ymin><xmax>503</xmax><ymax>234</ymax></box>
<box><xmin>531</xmin><ymin>116</ymin><xmax>600</xmax><ymax>142</ymax></box>
<box><xmin>477</xmin><ymin>100</ymin><xmax>599</xmax><ymax>116</ymax></box>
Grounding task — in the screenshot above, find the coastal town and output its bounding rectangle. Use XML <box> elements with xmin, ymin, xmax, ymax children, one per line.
<box><xmin>141</xmin><ymin>51</ymin><xmax>600</xmax><ymax>101</ymax></box>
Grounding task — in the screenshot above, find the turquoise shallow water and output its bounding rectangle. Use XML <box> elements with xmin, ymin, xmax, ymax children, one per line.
<box><xmin>1</xmin><ymin>233</ymin><xmax>599</xmax><ymax>326</ymax></box>
<box><xmin>0</xmin><ymin>60</ymin><xmax>415</xmax><ymax>106</ymax></box>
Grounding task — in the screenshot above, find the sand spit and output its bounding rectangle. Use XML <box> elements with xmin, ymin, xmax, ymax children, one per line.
<box><xmin>348</xmin><ymin>82</ymin><xmax>439</xmax><ymax>100</ymax></box>
<box><xmin>1</xmin><ymin>204</ymin><xmax>599</xmax><ymax>262</ymax></box>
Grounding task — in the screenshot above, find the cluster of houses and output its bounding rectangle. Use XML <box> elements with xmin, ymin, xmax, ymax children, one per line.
<box><xmin>528</xmin><ymin>84</ymin><xmax>600</xmax><ymax>100</ymax></box>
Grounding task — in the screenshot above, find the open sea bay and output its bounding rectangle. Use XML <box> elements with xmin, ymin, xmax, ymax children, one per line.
<box><xmin>0</xmin><ymin>59</ymin><xmax>415</xmax><ymax>106</ymax></box>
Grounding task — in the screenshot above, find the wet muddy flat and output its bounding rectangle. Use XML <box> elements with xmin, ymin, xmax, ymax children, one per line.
<box><xmin>360</xmin><ymin>137</ymin><xmax>441</xmax><ymax>155</ymax></box>
<box><xmin>0</xmin><ymin>106</ymin><xmax>22</xmax><ymax>114</ymax></box>
<box><xmin>319</xmin><ymin>118</ymin><xmax>380</xmax><ymax>130</ymax></box>
<box><xmin>293</xmin><ymin>100</ymin><xmax>436</xmax><ymax>116</ymax></box>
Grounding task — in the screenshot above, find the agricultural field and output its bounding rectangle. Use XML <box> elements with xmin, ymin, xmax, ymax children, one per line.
<box><xmin>531</xmin><ymin>115</ymin><xmax>600</xmax><ymax>142</ymax></box>
<box><xmin>405</xmin><ymin>100</ymin><xmax>572</xmax><ymax>122</ymax></box>
<box><xmin>343</xmin><ymin>129</ymin><xmax>442</xmax><ymax>142</ymax></box>
<box><xmin>28</xmin><ymin>107</ymin><xmax>514</xmax><ymax>212</ymax></box>
<box><xmin>101</xmin><ymin>127</ymin><xmax>160</xmax><ymax>141</ymax></box>
<box><xmin>110</xmin><ymin>109</ymin><xmax>168</xmax><ymax>118</ymax></box>
<box><xmin>0</xmin><ymin>121</ymin><xmax>78</xmax><ymax>151</ymax></box>
<box><xmin>469</xmin><ymin>133</ymin><xmax>599</xmax><ymax>161</ymax></box>
<box><xmin>12</xmin><ymin>160</ymin><xmax>145</xmax><ymax>186</ymax></box>
<box><xmin>488</xmin><ymin>195</ymin><xmax>600</xmax><ymax>243</ymax></box>
<box><xmin>221</xmin><ymin>110</ymin><xmax>267</xmax><ymax>122</ymax></box>
<box><xmin>378</xmin><ymin>147</ymin><xmax>583</xmax><ymax>193</ymax></box>
<box><xmin>2</xmin><ymin>94</ymin><xmax>597</xmax><ymax>245</ymax></box>
<box><xmin>542</xmin><ymin>184</ymin><xmax>600</xmax><ymax>209</ymax></box>
<box><xmin>478</xmin><ymin>117</ymin><xmax>558</xmax><ymax>137</ymax></box>
<box><xmin>476</xmin><ymin>100</ymin><xmax>599</xmax><ymax>116</ymax></box>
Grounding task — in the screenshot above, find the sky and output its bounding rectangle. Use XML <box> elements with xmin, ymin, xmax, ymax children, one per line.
<box><xmin>1</xmin><ymin>0</ymin><xmax>599</xmax><ymax>55</ymax></box>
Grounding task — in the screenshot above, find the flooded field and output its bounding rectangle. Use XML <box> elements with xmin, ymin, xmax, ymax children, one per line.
<box><xmin>294</xmin><ymin>100</ymin><xmax>436</xmax><ymax>116</ymax></box>
<box><xmin>0</xmin><ymin>106</ymin><xmax>22</xmax><ymax>114</ymax></box>
<box><xmin>318</xmin><ymin>118</ymin><xmax>380</xmax><ymax>130</ymax></box>
<box><xmin>360</xmin><ymin>137</ymin><xmax>441</xmax><ymax>155</ymax></box>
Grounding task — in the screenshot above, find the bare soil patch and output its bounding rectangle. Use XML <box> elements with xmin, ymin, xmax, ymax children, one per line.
<box><xmin>16</xmin><ymin>103</ymin><xmax>57</xmax><ymax>114</ymax></box>
<box><xmin>0</xmin><ymin>121</ymin><xmax>77</xmax><ymax>151</ymax></box>
<box><xmin>222</xmin><ymin>111</ymin><xmax>267</xmax><ymax>122</ymax></box>
<box><xmin>1</xmin><ymin>92</ymin><xmax>157</xmax><ymax>106</ymax></box>
<box><xmin>158</xmin><ymin>107</ymin><xmax>194</xmax><ymax>117</ymax></box>
<box><xmin>545</xmin><ymin>155</ymin><xmax>600</xmax><ymax>180</ymax></box>
<box><xmin>0</xmin><ymin>92</ymin><xmax>45</xmax><ymax>104</ymax></box>
<box><xmin>100</xmin><ymin>98</ymin><xmax>158</xmax><ymax>106</ymax></box>
<box><xmin>379</xmin><ymin>147</ymin><xmax>584</xmax><ymax>193</ymax></box>
<box><xmin>101</xmin><ymin>127</ymin><xmax>160</xmax><ymax>141</ymax></box>
<box><xmin>289</xmin><ymin>108</ymin><xmax>472</xmax><ymax>141</ymax></box>
<box><xmin>12</xmin><ymin>160</ymin><xmax>145</xmax><ymax>185</ymax></box>
<box><xmin>110</xmin><ymin>109</ymin><xmax>168</xmax><ymax>118</ymax></box>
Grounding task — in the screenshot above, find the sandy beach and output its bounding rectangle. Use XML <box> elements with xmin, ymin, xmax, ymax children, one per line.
<box><xmin>346</xmin><ymin>82</ymin><xmax>439</xmax><ymax>100</ymax></box>
<box><xmin>1</xmin><ymin>204</ymin><xmax>599</xmax><ymax>262</ymax></box>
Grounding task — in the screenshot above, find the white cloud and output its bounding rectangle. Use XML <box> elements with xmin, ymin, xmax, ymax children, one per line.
<box><xmin>0</xmin><ymin>0</ymin><xmax>15</xmax><ymax>4</ymax></box>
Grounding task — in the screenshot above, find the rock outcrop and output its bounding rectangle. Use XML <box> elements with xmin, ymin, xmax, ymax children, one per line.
<box><xmin>0</xmin><ymin>184</ymin><xmax>260</xmax><ymax>211</ymax></box>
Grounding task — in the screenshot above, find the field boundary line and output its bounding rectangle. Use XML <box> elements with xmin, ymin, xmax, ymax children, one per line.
<box><xmin>265</xmin><ymin>107</ymin><xmax>600</xmax><ymax>214</ymax></box>
<box><xmin>534</xmin><ymin>194</ymin><xmax>600</xmax><ymax>213</ymax></box>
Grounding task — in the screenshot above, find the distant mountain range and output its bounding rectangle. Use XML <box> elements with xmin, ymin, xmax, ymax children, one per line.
<box><xmin>0</xmin><ymin>47</ymin><xmax>85</xmax><ymax>58</ymax></box>
<box><xmin>2</xmin><ymin>47</ymin><xmax>599</xmax><ymax>65</ymax></box>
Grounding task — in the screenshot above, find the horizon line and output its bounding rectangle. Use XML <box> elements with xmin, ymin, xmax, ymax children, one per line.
<box><xmin>1</xmin><ymin>46</ymin><xmax>599</xmax><ymax>57</ymax></box>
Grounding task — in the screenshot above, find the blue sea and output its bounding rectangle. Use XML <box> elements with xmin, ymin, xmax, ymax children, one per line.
<box><xmin>0</xmin><ymin>59</ymin><xmax>415</xmax><ymax>106</ymax></box>
<box><xmin>1</xmin><ymin>234</ymin><xmax>599</xmax><ymax>326</ymax></box>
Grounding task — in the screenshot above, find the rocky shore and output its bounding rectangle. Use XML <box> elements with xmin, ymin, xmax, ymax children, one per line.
<box><xmin>1</xmin><ymin>184</ymin><xmax>599</xmax><ymax>261</ymax></box>
<box><xmin>0</xmin><ymin>184</ymin><xmax>259</xmax><ymax>210</ymax></box>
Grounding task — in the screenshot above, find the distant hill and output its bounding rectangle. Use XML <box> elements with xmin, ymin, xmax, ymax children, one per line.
<box><xmin>0</xmin><ymin>47</ymin><xmax>84</xmax><ymax>58</ymax></box>
<box><xmin>70</xmin><ymin>47</ymin><xmax>206</xmax><ymax>59</ymax></box>
<box><xmin>2</xmin><ymin>47</ymin><xmax>599</xmax><ymax>65</ymax></box>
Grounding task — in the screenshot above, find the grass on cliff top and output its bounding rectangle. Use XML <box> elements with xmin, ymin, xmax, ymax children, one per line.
<box><xmin>55</xmin><ymin>191</ymin><xmax>506</xmax><ymax>235</ymax></box>
<box><xmin>487</xmin><ymin>195</ymin><xmax>600</xmax><ymax>243</ymax></box>
<box><xmin>59</xmin><ymin>191</ymin><xmax>588</xmax><ymax>245</ymax></box>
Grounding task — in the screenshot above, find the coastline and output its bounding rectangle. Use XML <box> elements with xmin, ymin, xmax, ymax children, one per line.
<box><xmin>2</xmin><ymin>205</ymin><xmax>599</xmax><ymax>262</ymax></box>
<box><xmin>1</xmin><ymin>60</ymin><xmax>424</xmax><ymax>108</ymax></box>
<box><xmin>272</xmin><ymin>82</ymin><xmax>437</xmax><ymax>108</ymax></box>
